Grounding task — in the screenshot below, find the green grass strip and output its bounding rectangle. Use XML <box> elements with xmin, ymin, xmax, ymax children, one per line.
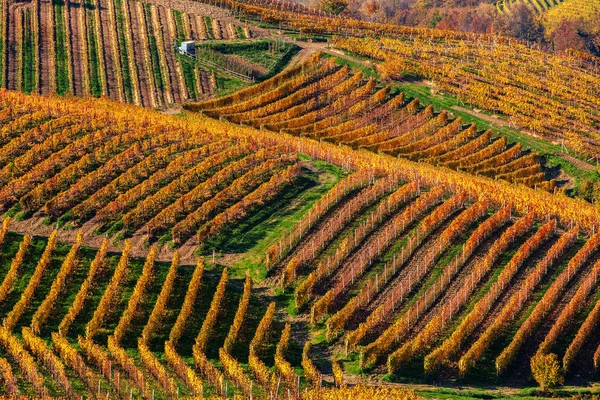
<box><xmin>85</xmin><ymin>0</ymin><xmax>102</xmax><ymax>97</ymax></box>
<box><xmin>53</xmin><ymin>0</ymin><xmax>70</xmax><ymax>95</ymax></box>
<box><xmin>113</xmin><ymin>0</ymin><xmax>133</xmax><ymax>102</ymax></box>
<box><xmin>22</xmin><ymin>9</ymin><xmax>36</xmax><ymax>93</ymax></box>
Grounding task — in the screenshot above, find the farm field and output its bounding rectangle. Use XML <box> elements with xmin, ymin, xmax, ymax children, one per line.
<box><xmin>0</xmin><ymin>0</ymin><xmax>262</xmax><ymax>107</ymax></box>
<box><xmin>2</xmin><ymin>0</ymin><xmax>600</xmax><ymax>398</ymax></box>
<box><xmin>495</xmin><ymin>0</ymin><xmax>566</xmax><ymax>13</ymax></box>
<box><xmin>210</xmin><ymin>0</ymin><xmax>600</xmax><ymax>162</ymax></box>
<box><xmin>187</xmin><ymin>54</ymin><xmax>554</xmax><ymax>190</ymax></box>
<box><xmin>1</xmin><ymin>85</ymin><xmax>600</xmax><ymax>397</ymax></box>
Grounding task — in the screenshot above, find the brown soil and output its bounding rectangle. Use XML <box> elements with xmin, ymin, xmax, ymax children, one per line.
<box><xmin>97</xmin><ymin>0</ymin><xmax>121</xmax><ymax>100</ymax></box>
<box><xmin>6</xmin><ymin>3</ymin><xmax>24</xmax><ymax>91</ymax></box>
<box><xmin>6</xmin><ymin>212</ymin><xmax>200</xmax><ymax>265</ymax></box>
<box><xmin>452</xmin><ymin>105</ymin><xmax>512</xmax><ymax>128</ymax></box>
<box><xmin>128</xmin><ymin>1</ymin><xmax>154</xmax><ymax>107</ymax></box>
<box><xmin>559</xmin><ymin>153</ymin><xmax>596</xmax><ymax>171</ymax></box>
<box><xmin>157</xmin><ymin>5</ymin><xmax>184</xmax><ymax>104</ymax></box>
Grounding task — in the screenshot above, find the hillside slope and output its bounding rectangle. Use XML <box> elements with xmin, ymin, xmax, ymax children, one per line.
<box><xmin>0</xmin><ymin>90</ymin><xmax>600</xmax><ymax>397</ymax></box>
<box><xmin>187</xmin><ymin>54</ymin><xmax>553</xmax><ymax>190</ymax></box>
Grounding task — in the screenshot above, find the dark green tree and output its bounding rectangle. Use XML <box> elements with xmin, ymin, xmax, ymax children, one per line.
<box><xmin>320</xmin><ymin>0</ymin><xmax>348</xmax><ymax>15</ymax></box>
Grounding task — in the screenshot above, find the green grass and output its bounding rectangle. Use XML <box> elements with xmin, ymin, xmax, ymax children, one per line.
<box><xmin>193</xmin><ymin>40</ymin><xmax>299</xmax><ymax>92</ymax></box>
<box><xmin>204</xmin><ymin>16</ymin><xmax>214</xmax><ymax>39</ymax></box>
<box><xmin>322</xmin><ymin>51</ymin><xmax>380</xmax><ymax>79</ymax></box>
<box><xmin>143</xmin><ymin>3</ymin><xmax>165</xmax><ymax>101</ymax></box>
<box><xmin>21</xmin><ymin>9</ymin><xmax>36</xmax><ymax>94</ymax></box>
<box><xmin>213</xmin><ymin>74</ymin><xmax>250</xmax><ymax>97</ymax></box>
<box><xmin>198</xmin><ymin>40</ymin><xmax>297</xmax><ymax>71</ymax></box>
<box><xmin>396</xmin><ymin>82</ymin><xmax>598</xmax><ymax>189</ymax></box>
<box><xmin>173</xmin><ymin>10</ymin><xmax>186</xmax><ymax>41</ymax></box>
<box><xmin>234</xmin><ymin>25</ymin><xmax>245</xmax><ymax>39</ymax></box>
<box><xmin>85</xmin><ymin>1</ymin><xmax>102</xmax><ymax>97</ymax></box>
<box><xmin>113</xmin><ymin>0</ymin><xmax>133</xmax><ymax>103</ymax></box>
<box><xmin>53</xmin><ymin>0</ymin><xmax>70</xmax><ymax>95</ymax></box>
<box><xmin>203</xmin><ymin>157</ymin><xmax>347</xmax><ymax>280</ymax></box>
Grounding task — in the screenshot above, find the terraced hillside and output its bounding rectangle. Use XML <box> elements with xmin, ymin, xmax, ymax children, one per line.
<box><xmin>1</xmin><ymin>87</ymin><xmax>600</xmax><ymax>397</ymax></box>
<box><xmin>543</xmin><ymin>0</ymin><xmax>600</xmax><ymax>32</ymax></box>
<box><xmin>495</xmin><ymin>0</ymin><xmax>566</xmax><ymax>13</ymax></box>
<box><xmin>0</xmin><ymin>0</ymin><xmax>258</xmax><ymax>106</ymax></box>
<box><xmin>187</xmin><ymin>54</ymin><xmax>553</xmax><ymax>189</ymax></box>
<box><xmin>330</xmin><ymin>36</ymin><xmax>600</xmax><ymax>161</ymax></box>
<box><xmin>190</xmin><ymin>0</ymin><xmax>600</xmax><ymax>162</ymax></box>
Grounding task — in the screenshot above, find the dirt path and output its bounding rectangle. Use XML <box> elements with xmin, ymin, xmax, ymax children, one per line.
<box><xmin>452</xmin><ymin>105</ymin><xmax>511</xmax><ymax>128</ymax></box>
<box><xmin>559</xmin><ymin>153</ymin><xmax>596</xmax><ymax>171</ymax></box>
<box><xmin>6</xmin><ymin>213</ymin><xmax>199</xmax><ymax>265</ymax></box>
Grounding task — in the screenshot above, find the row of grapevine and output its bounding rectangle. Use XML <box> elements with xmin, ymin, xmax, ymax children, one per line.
<box><xmin>112</xmin><ymin>245</ymin><xmax>156</xmax><ymax>344</ymax></box>
<box><xmin>459</xmin><ymin>226</ymin><xmax>578</xmax><ymax>375</ymax></box>
<box><xmin>59</xmin><ymin>238</ymin><xmax>109</xmax><ymax>336</ymax></box>
<box><xmin>0</xmin><ymin>235</ymin><xmax>31</xmax><ymax>303</ymax></box>
<box><xmin>424</xmin><ymin>218</ymin><xmax>555</xmax><ymax>374</ymax></box>
<box><xmin>4</xmin><ymin>231</ymin><xmax>58</xmax><ymax>332</ymax></box>
<box><xmin>192</xmin><ymin>56</ymin><xmax>550</xmax><ymax>188</ymax></box>
<box><xmin>386</xmin><ymin>206</ymin><xmax>513</xmax><ymax>370</ymax></box>
<box><xmin>2</xmin><ymin>0</ymin><xmax>231</xmax><ymax>105</ymax></box>
<box><xmin>141</xmin><ymin>251</ymin><xmax>179</xmax><ymax>342</ymax></box>
<box><xmin>31</xmin><ymin>231</ymin><xmax>83</xmax><ymax>334</ymax></box>
<box><xmin>86</xmin><ymin>241</ymin><xmax>131</xmax><ymax>340</ymax></box>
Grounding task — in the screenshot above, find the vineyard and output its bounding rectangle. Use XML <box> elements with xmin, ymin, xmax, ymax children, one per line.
<box><xmin>495</xmin><ymin>0</ymin><xmax>566</xmax><ymax>13</ymax></box>
<box><xmin>0</xmin><ymin>81</ymin><xmax>600</xmax><ymax>397</ymax></box>
<box><xmin>2</xmin><ymin>0</ymin><xmax>600</xmax><ymax>393</ymax></box>
<box><xmin>177</xmin><ymin>0</ymin><xmax>600</xmax><ymax>162</ymax></box>
<box><xmin>0</xmin><ymin>228</ymin><xmax>321</xmax><ymax>398</ymax></box>
<box><xmin>187</xmin><ymin>54</ymin><xmax>553</xmax><ymax>190</ymax></box>
<box><xmin>0</xmin><ymin>0</ymin><xmax>260</xmax><ymax>106</ymax></box>
<box><xmin>0</xmin><ymin>88</ymin><xmax>312</xmax><ymax>249</ymax></box>
<box><xmin>542</xmin><ymin>0</ymin><xmax>600</xmax><ymax>33</ymax></box>
<box><xmin>329</xmin><ymin>35</ymin><xmax>600</xmax><ymax>160</ymax></box>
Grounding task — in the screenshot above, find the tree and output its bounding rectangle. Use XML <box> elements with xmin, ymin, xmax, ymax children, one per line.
<box><xmin>320</xmin><ymin>0</ymin><xmax>348</xmax><ymax>14</ymax></box>
<box><xmin>364</xmin><ymin>0</ymin><xmax>380</xmax><ymax>21</ymax></box>
<box><xmin>592</xmin><ymin>181</ymin><xmax>600</xmax><ymax>205</ymax></box>
<box><xmin>492</xmin><ymin>2</ymin><xmax>544</xmax><ymax>42</ymax></box>
<box><xmin>578</xmin><ymin>178</ymin><xmax>593</xmax><ymax>202</ymax></box>
<box><xmin>551</xmin><ymin>18</ymin><xmax>587</xmax><ymax>53</ymax></box>
<box><xmin>530</xmin><ymin>353</ymin><xmax>564</xmax><ymax>391</ymax></box>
